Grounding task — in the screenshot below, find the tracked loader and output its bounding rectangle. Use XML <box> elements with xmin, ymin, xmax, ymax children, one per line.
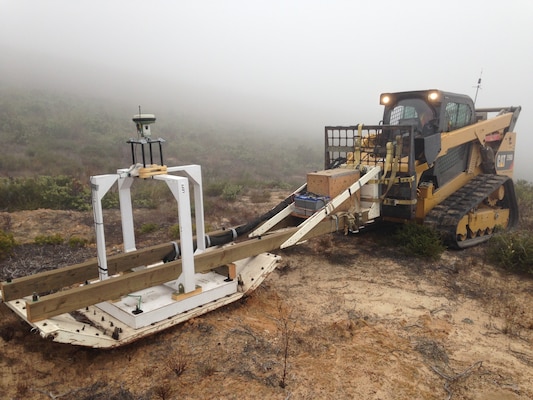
<box><xmin>320</xmin><ymin>89</ymin><xmax>520</xmax><ymax>248</ymax></box>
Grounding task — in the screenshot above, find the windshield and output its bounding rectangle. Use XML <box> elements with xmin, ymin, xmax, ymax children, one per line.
<box><xmin>385</xmin><ymin>99</ymin><xmax>434</xmax><ymax>127</ymax></box>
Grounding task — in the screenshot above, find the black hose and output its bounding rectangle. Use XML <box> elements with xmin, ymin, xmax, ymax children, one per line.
<box><xmin>162</xmin><ymin>190</ymin><xmax>302</xmax><ymax>262</ymax></box>
<box><xmin>205</xmin><ymin>194</ymin><xmax>296</xmax><ymax>247</ymax></box>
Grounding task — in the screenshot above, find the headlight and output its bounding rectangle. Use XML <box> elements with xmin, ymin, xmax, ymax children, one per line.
<box><xmin>380</xmin><ymin>94</ymin><xmax>392</xmax><ymax>105</ymax></box>
<box><xmin>427</xmin><ymin>91</ymin><xmax>440</xmax><ymax>102</ymax></box>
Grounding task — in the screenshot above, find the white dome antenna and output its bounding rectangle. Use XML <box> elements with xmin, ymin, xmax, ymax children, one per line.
<box><xmin>127</xmin><ymin>107</ymin><xmax>166</xmax><ymax>172</ymax></box>
<box><xmin>132</xmin><ymin>113</ymin><xmax>156</xmax><ymax>139</ymax></box>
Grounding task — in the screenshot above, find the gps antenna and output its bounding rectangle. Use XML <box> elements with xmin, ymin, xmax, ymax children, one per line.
<box><xmin>473</xmin><ymin>69</ymin><xmax>483</xmax><ymax>105</ymax></box>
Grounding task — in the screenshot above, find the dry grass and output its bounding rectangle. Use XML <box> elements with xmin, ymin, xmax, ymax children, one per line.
<box><xmin>152</xmin><ymin>382</ymin><xmax>175</xmax><ymax>400</ymax></box>
<box><xmin>250</xmin><ymin>189</ymin><xmax>272</xmax><ymax>204</ymax></box>
<box><xmin>166</xmin><ymin>348</ymin><xmax>188</xmax><ymax>377</ymax></box>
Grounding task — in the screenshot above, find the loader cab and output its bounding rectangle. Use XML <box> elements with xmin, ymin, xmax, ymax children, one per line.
<box><xmin>381</xmin><ymin>95</ymin><xmax>437</xmax><ymax>136</ymax></box>
<box><xmin>380</xmin><ymin>90</ymin><xmax>478</xmax><ymax>191</ymax></box>
<box><xmin>379</xmin><ymin>90</ymin><xmax>476</xmax><ymax>168</ymax></box>
<box><xmin>380</xmin><ymin>89</ymin><xmax>476</xmax><ymax>134</ymax></box>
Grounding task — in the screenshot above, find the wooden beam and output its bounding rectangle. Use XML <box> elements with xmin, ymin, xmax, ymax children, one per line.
<box><xmin>26</xmin><ymin>261</ymin><xmax>184</xmax><ymax>322</ymax></box>
<box><xmin>2</xmin><ymin>222</ymin><xmax>276</xmax><ymax>301</ymax></box>
<box><xmin>2</xmin><ymin>215</ymin><xmax>304</xmax><ymax>302</ymax></box>
<box><xmin>25</xmin><ymin>218</ymin><xmax>344</xmax><ymax>322</ymax></box>
<box><xmin>1</xmin><ymin>243</ymin><xmax>174</xmax><ymax>301</ymax></box>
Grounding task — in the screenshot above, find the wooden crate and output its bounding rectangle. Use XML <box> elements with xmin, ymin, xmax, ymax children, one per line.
<box><xmin>306</xmin><ymin>169</ymin><xmax>360</xmax><ymax>212</ymax></box>
<box><xmin>307</xmin><ymin>169</ymin><xmax>360</xmax><ymax>198</ymax></box>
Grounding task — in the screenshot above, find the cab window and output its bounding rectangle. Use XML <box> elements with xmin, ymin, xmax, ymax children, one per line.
<box><xmin>386</xmin><ymin>99</ymin><xmax>434</xmax><ymax>127</ymax></box>
<box><xmin>445</xmin><ymin>102</ymin><xmax>472</xmax><ymax>131</ymax></box>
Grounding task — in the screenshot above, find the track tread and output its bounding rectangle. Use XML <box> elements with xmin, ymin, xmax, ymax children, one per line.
<box><xmin>424</xmin><ymin>174</ymin><xmax>518</xmax><ymax>249</ymax></box>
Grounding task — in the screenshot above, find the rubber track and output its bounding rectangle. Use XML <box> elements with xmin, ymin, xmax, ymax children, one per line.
<box><xmin>424</xmin><ymin>174</ymin><xmax>518</xmax><ymax>249</ymax></box>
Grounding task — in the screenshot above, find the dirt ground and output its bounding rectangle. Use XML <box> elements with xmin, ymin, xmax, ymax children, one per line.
<box><xmin>1</xmin><ymin>200</ymin><xmax>533</xmax><ymax>399</ymax></box>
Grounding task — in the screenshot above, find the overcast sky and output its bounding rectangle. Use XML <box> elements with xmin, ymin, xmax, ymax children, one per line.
<box><xmin>1</xmin><ymin>0</ymin><xmax>532</xmax><ymax>179</ymax></box>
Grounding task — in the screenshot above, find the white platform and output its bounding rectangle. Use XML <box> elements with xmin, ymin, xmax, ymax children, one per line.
<box><xmin>3</xmin><ymin>253</ymin><xmax>281</xmax><ymax>348</ymax></box>
<box><xmin>96</xmin><ymin>271</ymin><xmax>237</xmax><ymax>329</ymax></box>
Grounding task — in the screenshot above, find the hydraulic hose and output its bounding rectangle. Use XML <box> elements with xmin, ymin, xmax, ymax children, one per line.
<box><xmin>204</xmin><ymin>193</ymin><xmax>298</xmax><ymax>247</ymax></box>
<box><xmin>162</xmin><ymin>187</ymin><xmax>305</xmax><ymax>262</ymax></box>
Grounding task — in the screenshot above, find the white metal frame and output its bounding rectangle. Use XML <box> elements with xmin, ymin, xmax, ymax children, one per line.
<box><xmin>90</xmin><ymin>165</ymin><xmax>206</xmax><ymax>294</ymax></box>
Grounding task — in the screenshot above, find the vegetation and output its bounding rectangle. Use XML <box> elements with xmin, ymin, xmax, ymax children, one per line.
<box><xmin>168</xmin><ymin>224</ymin><xmax>180</xmax><ymax>240</ymax></box>
<box><xmin>515</xmin><ymin>179</ymin><xmax>533</xmax><ymax>230</ymax></box>
<box><xmin>486</xmin><ymin>232</ymin><xmax>533</xmax><ymax>274</ymax></box>
<box><xmin>394</xmin><ymin>223</ymin><xmax>445</xmax><ymax>260</ymax></box>
<box><xmin>0</xmin><ymin>176</ymin><xmax>91</xmax><ymax>211</ymax></box>
<box><xmin>221</xmin><ymin>183</ymin><xmax>243</xmax><ymax>201</ymax></box>
<box><xmin>0</xmin><ymin>88</ymin><xmax>130</xmax><ymax>178</ymax></box>
<box><xmin>0</xmin><ymin>229</ymin><xmax>16</xmax><ymax>260</ymax></box>
<box><xmin>34</xmin><ymin>233</ymin><xmax>64</xmax><ymax>245</ymax></box>
<box><xmin>131</xmin><ymin>181</ymin><xmax>173</xmax><ymax>209</ymax></box>
<box><xmin>277</xmin><ymin>295</ymin><xmax>295</xmax><ymax>389</ymax></box>
<box><xmin>0</xmin><ymin>87</ymin><xmax>320</xmax><ymax>217</ymax></box>
<box><xmin>0</xmin><ymin>87</ymin><xmax>321</xmax><ymax>188</ymax></box>
<box><xmin>68</xmin><ymin>236</ymin><xmax>89</xmax><ymax>248</ymax></box>
<box><xmin>139</xmin><ymin>222</ymin><xmax>159</xmax><ymax>234</ymax></box>
<box><xmin>485</xmin><ymin>180</ymin><xmax>533</xmax><ymax>275</ymax></box>
<box><xmin>166</xmin><ymin>349</ymin><xmax>188</xmax><ymax>377</ymax></box>
<box><xmin>250</xmin><ymin>189</ymin><xmax>272</xmax><ymax>203</ymax></box>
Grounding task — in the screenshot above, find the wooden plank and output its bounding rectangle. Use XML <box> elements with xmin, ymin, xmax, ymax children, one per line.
<box><xmin>26</xmin><ymin>261</ymin><xmax>183</xmax><ymax>322</ymax></box>
<box><xmin>3</xmin><ymin>214</ymin><xmax>307</xmax><ymax>302</ymax></box>
<box><xmin>171</xmin><ymin>285</ymin><xmax>202</xmax><ymax>301</ymax></box>
<box><xmin>25</xmin><ymin>218</ymin><xmax>344</xmax><ymax>322</ymax></box>
<box><xmin>1</xmin><ymin>242</ymin><xmax>174</xmax><ymax>301</ymax></box>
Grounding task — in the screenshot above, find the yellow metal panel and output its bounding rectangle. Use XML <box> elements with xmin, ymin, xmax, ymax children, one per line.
<box><xmin>438</xmin><ymin>113</ymin><xmax>513</xmax><ymax>157</ymax></box>
<box><xmin>495</xmin><ymin>131</ymin><xmax>517</xmax><ymax>178</ymax></box>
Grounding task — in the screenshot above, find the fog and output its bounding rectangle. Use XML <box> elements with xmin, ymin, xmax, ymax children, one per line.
<box><xmin>1</xmin><ymin>0</ymin><xmax>532</xmax><ymax>179</ymax></box>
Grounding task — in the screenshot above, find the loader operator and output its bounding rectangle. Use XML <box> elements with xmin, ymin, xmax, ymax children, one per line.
<box><xmin>417</xmin><ymin>107</ymin><xmax>438</xmax><ymax>136</ymax></box>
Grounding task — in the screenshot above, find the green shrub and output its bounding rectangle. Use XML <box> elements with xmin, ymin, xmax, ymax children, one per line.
<box><xmin>204</xmin><ymin>181</ymin><xmax>226</xmax><ymax>197</ymax></box>
<box><xmin>515</xmin><ymin>179</ymin><xmax>533</xmax><ymax>229</ymax></box>
<box><xmin>68</xmin><ymin>236</ymin><xmax>89</xmax><ymax>248</ymax></box>
<box><xmin>34</xmin><ymin>233</ymin><xmax>64</xmax><ymax>245</ymax></box>
<box><xmin>132</xmin><ymin>187</ymin><xmax>158</xmax><ymax>209</ymax></box>
<box><xmin>486</xmin><ymin>231</ymin><xmax>533</xmax><ymax>274</ymax></box>
<box><xmin>169</xmin><ymin>224</ymin><xmax>180</xmax><ymax>239</ymax></box>
<box><xmin>0</xmin><ymin>176</ymin><xmax>91</xmax><ymax>211</ymax></box>
<box><xmin>515</xmin><ymin>179</ymin><xmax>533</xmax><ymax>206</ymax></box>
<box><xmin>205</xmin><ymin>181</ymin><xmax>245</xmax><ymax>201</ymax></box>
<box><xmin>394</xmin><ymin>223</ymin><xmax>445</xmax><ymax>260</ymax></box>
<box><xmin>131</xmin><ymin>182</ymin><xmax>172</xmax><ymax>209</ymax></box>
<box><xmin>102</xmin><ymin>191</ymin><xmax>119</xmax><ymax>209</ymax></box>
<box><xmin>222</xmin><ymin>183</ymin><xmax>243</xmax><ymax>201</ymax></box>
<box><xmin>140</xmin><ymin>223</ymin><xmax>159</xmax><ymax>234</ymax></box>
<box><xmin>0</xmin><ymin>230</ymin><xmax>16</xmax><ymax>260</ymax></box>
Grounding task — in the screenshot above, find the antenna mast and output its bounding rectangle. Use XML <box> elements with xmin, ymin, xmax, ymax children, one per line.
<box><xmin>473</xmin><ymin>69</ymin><xmax>483</xmax><ymax>105</ymax></box>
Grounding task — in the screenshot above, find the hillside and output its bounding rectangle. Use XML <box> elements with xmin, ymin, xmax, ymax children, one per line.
<box><xmin>0</xmin><ymin>86</ymin><xmax>322</xmax><ymax>186</ymax></box>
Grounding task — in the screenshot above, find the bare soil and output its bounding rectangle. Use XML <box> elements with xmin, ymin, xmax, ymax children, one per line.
<box><xmin>1</xmin><ymin>196</ymin><xmax>533</xmax><ymax>399</ymax></box>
